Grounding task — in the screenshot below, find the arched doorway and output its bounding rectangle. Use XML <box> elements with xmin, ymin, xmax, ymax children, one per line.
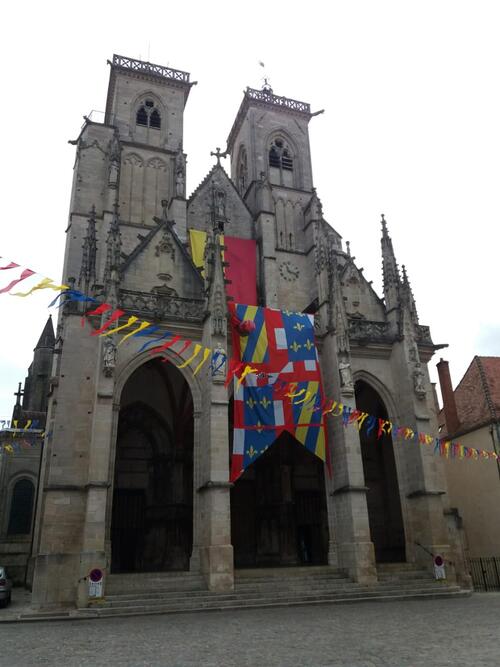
<box><xmin>110</xmin><ymin>358</ymin><xmax>193</xmax><ymax>573</ymax></box>
<box><xmin>230</xmin><ymin>431</ymin><xmax>328</xmax><ymax>568</ymax></box>
<box><xmin>355</xmin><ymin>380</ymin><xmax>405</xmax><ymax>562</ymax></box>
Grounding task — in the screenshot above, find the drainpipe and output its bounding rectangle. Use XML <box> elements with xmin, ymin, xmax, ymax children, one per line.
<box><xmin>436</xmin><ymin>358</ymin><xmax>460</xmax><ymax>435</ymax></box>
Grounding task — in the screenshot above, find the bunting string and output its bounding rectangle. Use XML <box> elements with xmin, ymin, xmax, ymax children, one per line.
<box><xmin>0</xmin><ymin>254</ymin><xmax>496</xmax><ymax>464</ymax></box>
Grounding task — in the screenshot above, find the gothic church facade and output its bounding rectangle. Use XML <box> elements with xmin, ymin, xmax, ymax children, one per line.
<box><xmin>31</xmin><ymin>55</ymin><xmax>466</xmax><ymax>609</ymax></box>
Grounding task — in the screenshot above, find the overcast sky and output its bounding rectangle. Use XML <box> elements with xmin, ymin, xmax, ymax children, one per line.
<box><xmin>0</xmin><ymin>0</ymin><xmax>498</xmax><ymax>420</ymax></box>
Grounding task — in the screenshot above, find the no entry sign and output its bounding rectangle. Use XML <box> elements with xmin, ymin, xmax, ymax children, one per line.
<box><xmin>88</xmin><ymin>568</ymin><xmax>104</xmax><ymax>597</ymax></box>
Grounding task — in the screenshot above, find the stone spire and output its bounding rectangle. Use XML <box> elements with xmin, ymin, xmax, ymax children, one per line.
<box><xmin>103</xmin><ymin>202</ymin><xmax>122</xmax><ymax>304</ymax></box>
<box><xmin>206</xmin><ymin>228</ymin><xmax>227</xmax><ymax>338</ymax></box>
<box><xmin>79</xmin><ymin>205</ymin><xmax>98</xmax><ymax>291</ymax></box>
<box><xmin>400</xmin><ymin>264</ymin><xmax>419</xmax><ymax>324</ymax></box>
<box><xmin>35</xmin><ymin>315</ymin><xmax>55</xmax><ymax>350</ymax></box>
<box><xmin>380</xmin><ymin>214</ymin><xmax>401</xmax><ymax>312</ymax></box>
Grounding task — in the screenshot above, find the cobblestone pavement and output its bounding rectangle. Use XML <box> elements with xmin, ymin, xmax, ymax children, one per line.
<box><xmin>1</xmin><ymin>594</ymin><xmax>499</xmax><ymax>667</ymax></box>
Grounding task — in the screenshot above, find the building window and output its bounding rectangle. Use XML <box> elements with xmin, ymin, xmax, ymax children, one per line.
<box><xmin>136</xmin><ymin>99</ymin><xmax>161</xmax><ymax>130</ymax></box>
<box><xmin>237</xmin><ymin>147</ymin><xmax>248</xmax><ymax>195</ymax></box>
<box><xmin>7</xmin><ymin>479</ymin><xmax>35</xmax><ymax>535</ymax></box>
<box><xmin>268</xmin><ymin>137</ymin><xmax>294</xmax><ymax>186</ymax></box>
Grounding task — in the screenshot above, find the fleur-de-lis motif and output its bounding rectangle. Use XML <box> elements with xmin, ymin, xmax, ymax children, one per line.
<box><xmin>304</xmin><ymin>339</ymin><xmax>314</xmax><ymax>351</ymax></box>
<box><xmin>260</xmin><ymin>396</ymin><xmax>271</xmax><ymax>409</ymax></box>
<box><xmin>293</xmin><ymin>322</ymin><xmax>305</xmax><ymax>331</ymax></box>
<box><xmin>246</xmin><ymin>397</ymin><xmax>257</xmax><ymax>409</ymax></box>
<box><xmin>289</xmin><ymin>340</ymin><xmax>301</xmax><ymax>352</ymax></box>
<box><xmin>256</xmin><ymin>421</ymin><xmax>264</xmax><ymax>433</ymax></box>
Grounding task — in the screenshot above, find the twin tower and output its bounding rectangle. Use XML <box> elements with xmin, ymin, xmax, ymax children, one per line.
<box><xmin>30</xmin><ymin>55</ymin><xmax>466</xmax><ymax>609</ymax></box>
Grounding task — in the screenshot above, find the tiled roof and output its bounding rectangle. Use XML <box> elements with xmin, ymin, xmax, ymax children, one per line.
<box><xmin>440</xmin><ymin>356</ymin><xmax>500</xmax><ymax>435</ymax></box>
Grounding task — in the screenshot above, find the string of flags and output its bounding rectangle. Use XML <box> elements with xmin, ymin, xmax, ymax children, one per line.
<box><xmin>0</xmin><ymin>256</ymin><xmax>497</xmax><ymax>465</ymax></box>
<box><xmin>0</xmin><ymin>255</ymin><xmax>225</xmax><ymax>376</ymax></box>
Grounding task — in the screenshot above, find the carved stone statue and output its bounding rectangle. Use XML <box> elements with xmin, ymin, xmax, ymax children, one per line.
<box><xmin>175</xmin><ymin>151</ymin><xmax>186</xmax><ymax>198</ymax></box>
<box><xmin>175</xmin><ymin>169</ymin><xmax>185</xmax><ymax>197</ymax></box>
<box><xmin>108</xmin><ymin>130</ymin><xmax>121</xmax><ymax>189</ymax></box>
<box><xmin>103</xmin><ymin>338</ymin><xmax>117</xmax><ymax>378</ymax></box>
<box><xmin>216</xmin><ymin>190</ymin><xmax>226</xmax><ymax>218</ymax></box>
<box><xmin>211</xmin><ymin>343</ymin><xmax>227</xmax><ymax>381</ymax></box>
<box><xmin>339</xmin><ymin>358</ymin><xmax>354</xmax><ymax>393</ymax></box>
<box><xmin>413</xmin><ymin>362</ymin><xmax>426</xmax><ymax>399</ymax></box>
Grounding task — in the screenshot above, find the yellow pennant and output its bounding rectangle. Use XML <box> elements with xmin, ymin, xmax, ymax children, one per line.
<box><xmin>178</xmin><ymin>344</ymin><xmax>202</xmax><ymax>369</ymax></box>
<box><xmin>11</xmin><ymin>277</ymin><xmax>69</xmax><ymax>297</ymax></box>
<box><xmin>100</xmin><ymin>315</ymin><xmax>139</xmax><ymax>337</ymax></box>
<box><xmin>118</xmin><ymin>321</ymin><xmax>153</xmax><ymax>345</ymax></box>
<box><xmin>193</xmin><ymin>348</ymin><xmax>211</xmax><ymax>375</ymax></box>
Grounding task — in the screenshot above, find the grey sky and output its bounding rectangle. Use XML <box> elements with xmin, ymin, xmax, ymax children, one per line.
<box><xmin>1</xmin><ymin>0</ymin><xmax>498</xmax><ymax>419</ymax></box>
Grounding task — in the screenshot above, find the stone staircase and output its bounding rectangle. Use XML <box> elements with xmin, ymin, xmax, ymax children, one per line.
<box><xmin>77</xmin><ymin>563</ymin><xmax>468</xmax><ymax>619</ymax></box>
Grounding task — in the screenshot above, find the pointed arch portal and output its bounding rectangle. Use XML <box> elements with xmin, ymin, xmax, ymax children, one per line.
<box><xmin>355</xmin><ymin>380</ymin><xmax>406</xmax><ymax>562</ymax></box>
<box><xmin>230</xmin><ymin>431</ymin><xmax>328</xmax><ymax>568</ymax></box>
<box><xmin>111</xmin><ymin>359</ymin><xmax>193</xmax><ymax>573</ymax></box>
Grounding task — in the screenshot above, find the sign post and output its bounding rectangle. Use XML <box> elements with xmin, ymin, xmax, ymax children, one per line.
<box><xmin>88</xmin><ymin>568</ymin><xmax>104</xmax><ymax>599</ymax></box>
<box><xmin>433</xmin><ymin>554</ymin><xmax>446</xmax><ymax>580</ymax></box>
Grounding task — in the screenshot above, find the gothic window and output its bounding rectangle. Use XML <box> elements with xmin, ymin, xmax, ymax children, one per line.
<box><xmin>268</xmin><ymin>137</ymin><xmax>294</xmax><ymax>186</ymax></box>
<box><xmin>7</xmin><ymin>478</ymin><xmax>35</xmax><ymax>535</ymax></box>
<box><xmin>136</xmin><ymin>99</ymin><xmax>161</xmax><ymax>130</ymax></box>
<box><xmin>237</xmin><ymin>147</ymin><xmax>248</xmax><ymax>195</ymax></box>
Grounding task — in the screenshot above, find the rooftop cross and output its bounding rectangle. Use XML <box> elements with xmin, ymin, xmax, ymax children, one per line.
<box><xmin>14</xmin><ymin>382</ymin><xmax>23</xmax><ymax>406</ymax></box>
<box><xmin>210</xmin><ymin>147</ymin><xmax>227</xmax><ymax>166</ymax></box>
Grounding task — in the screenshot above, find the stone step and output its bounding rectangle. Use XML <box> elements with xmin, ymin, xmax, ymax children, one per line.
<box><xmin>99</xmin><ymin>581</ymin><xmax>462</xmax><ymax>609</ymax></box>
<box><xmin>83</xmin><ymin>588</ymin><xmax>468</xmax><ymax>619</ymax></box>
<box><xmin>105</xmin><ymin>573</ymin><xmax>205</xmax><ymax>595</ymax></box>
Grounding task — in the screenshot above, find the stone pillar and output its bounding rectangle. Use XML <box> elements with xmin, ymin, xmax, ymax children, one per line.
<box><xmin>197</xmin><ymin>379</ymin><xmax>234</xmax><ymax>591</ymax></box>
<box><xmin>31</xmin><ymin>316</ymin><xmax>99</xmax><ymax>609</ymax></box>
<box><xmin>76</xmin><ymin>337</ymin><xmax>116</xmax><ymax>608</ymax></box>
<box><xmin>255</xmin><ymin>212</ymin><xmax>278</xmax><ymax>308</ymax></box>
<box><xmin>320</xmin><ymin>334</ymin><xmax>377</xmax><ymax>583</ymax></box>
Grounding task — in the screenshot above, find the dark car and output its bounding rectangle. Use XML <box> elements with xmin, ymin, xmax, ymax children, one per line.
<box><xmin>0</xmin><ymin>567</ymin><xmax>12</xmax><ymax>607</ymax></box>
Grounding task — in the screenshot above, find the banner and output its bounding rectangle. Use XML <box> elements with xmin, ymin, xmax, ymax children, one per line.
<box><xmin>188</xmin><ymin>230</ymin><xmax>257</xmax><ymax>305</ymax></box>
<box><xmin>229</xmin><ymin>303</ymin><xmax>328</xmax><ymax>482</ymax></box>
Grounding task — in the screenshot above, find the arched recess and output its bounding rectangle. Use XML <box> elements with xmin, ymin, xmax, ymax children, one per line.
<box><xmin>229</xmin><ymin>398</ymin><xmax>328</xmax><ymax>568</ymax></box>
<box><xmin>7</xmin><ymin>476</ymin><xmax>36</xmax><ymax>536</ymax></box>
<box><xmin>354</xmin><ymin>378</ymin><xmax>406</xmax><ymax>563</ymax></box>
<box><xmin>110</xmin><ymin>357</ymin><xmax>194</xmax><ymax>573</ymax></box>
<box><xmin>265</xmin><ymin>130</ymin><xmax>301</xmax><ymax>188</ymax></box>
<box><xmin>120</xmin><ymin>152</ymin><xmax>144</xmax><ymax>224</ymax></box>
<box><xmin>130</xmin><ymin>91</ymin><xmax>167</xmax><ymax>148</ymax></box>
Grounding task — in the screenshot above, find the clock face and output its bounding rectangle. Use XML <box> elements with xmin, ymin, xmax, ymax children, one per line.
<box><xmin>279</xmin><ymin>260</ymin><xmax>300</xmax><ymax>282</ymax></box>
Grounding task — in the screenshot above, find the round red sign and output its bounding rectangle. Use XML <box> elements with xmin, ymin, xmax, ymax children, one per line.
<box><xmin>434</xmin><ymin>555</ymin><xmax>444</xmax><ymax>567</ymax></box>
<box><xmin>89</xmin><ymin>568</ymin><xmax>103</xmax><ymax>583</ymax></box>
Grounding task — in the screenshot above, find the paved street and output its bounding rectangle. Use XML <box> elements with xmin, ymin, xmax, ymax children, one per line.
<box><xmin>1</xmin><ymin>593</ymin><xmax>499</xmax><ymax>667</ymax></box>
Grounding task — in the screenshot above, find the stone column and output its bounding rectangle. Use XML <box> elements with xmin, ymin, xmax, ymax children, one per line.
<box><xmin>320</xmin><ymin>334</ymin><xmax>377</xmax><ymax>583</ymax></box>
<box><xmin>197</xmin><ymin>377</ymin><xmax>234</xmax><ymax>591</ymax></box>
<box><xmin>76</xmin><ymin>336</ymin><xmax>116</xmax><ymax>608</ymax></box>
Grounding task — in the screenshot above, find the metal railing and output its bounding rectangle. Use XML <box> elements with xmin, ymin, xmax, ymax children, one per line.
<box><xmin>468</xmin><ymin>557</ymin><xmax>500</xmax><ymax>591</ymax></box>
<box><xmin>111</xmin><ymin>54</ymin><xmax>190</xmax><ymax>83</ymax></box>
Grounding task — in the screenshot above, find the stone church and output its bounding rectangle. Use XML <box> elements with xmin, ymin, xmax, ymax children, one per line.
<box><xmin>29</xmin><ymin>54</ymin><xmax>468</xmax><ymax>609</ymax></box>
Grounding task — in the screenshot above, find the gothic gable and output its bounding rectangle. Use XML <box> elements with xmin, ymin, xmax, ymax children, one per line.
<box><xmin>120</xmin><ymin>221</ymin><xmax>204</xmax><ymax>300</ymax></box>
<box><xmin>187</xmin><ymin>164</ymin><xmax>253</xmax><ymax>239</ymax></box>
<box><xmin>340</xmin><ymin>258</ymin><xmax>386</xmax><ymax>321</ymax></box>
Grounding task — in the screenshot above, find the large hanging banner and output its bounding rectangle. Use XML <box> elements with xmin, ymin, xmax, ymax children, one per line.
<box><xmin>228</xmin><ymin>302</ymin><xmax>328</xmax><ymax>482</ymax></box>
<box><xmin>188</xmin><ymin>230</ymin><xmax>257</xmax><ymax>306</ymax></box>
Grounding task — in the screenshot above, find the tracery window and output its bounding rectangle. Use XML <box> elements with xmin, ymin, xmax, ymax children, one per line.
<box><xmin>136</xmin><ymin>99</ymin><xmax>161</xmax><ymax>129</ymax></box>
<box><xmin>237</xmin><ymin>147</ymin><xmax>248</xmax><ymax>195</ymax></box>
<box><xmin>7</xmin><ymin>478</ymin><xmax>35</xmax><ymax>535</ymax></box>
<box><xmin>268</xmin><ymin>137</ymin><xmax>294</xmax><ymax>186</ymax></box>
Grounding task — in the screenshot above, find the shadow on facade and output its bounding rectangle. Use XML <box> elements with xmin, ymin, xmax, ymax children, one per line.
<box><xmin>110</xmin><ymin>359</ymin><xmax>193</xmax><ymax>573</ymax></box>
<box><xmin>355</xmin><ymin>379</ymin><xmax>406</xmax><ymax>563</ymax></box>
<box><xmin>230</xmin><ymin>427</ymin><xmax>328</xmax><ymax>568</ymax></box>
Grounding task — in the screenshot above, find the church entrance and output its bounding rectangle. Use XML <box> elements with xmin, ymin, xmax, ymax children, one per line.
<box><xmin>355</xmin><ymin>380</ymin><xmax>405</xmax><ymax>562</ymax></box>
<box><xmin>230</xmin><ymin>432</ymin><xmax>328</xmax><ymax>568</ymax></box>
<box><xmin>110</xmin><ymin>359</ymin><xmax>193</xmax><ymax>573</ymax></box>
